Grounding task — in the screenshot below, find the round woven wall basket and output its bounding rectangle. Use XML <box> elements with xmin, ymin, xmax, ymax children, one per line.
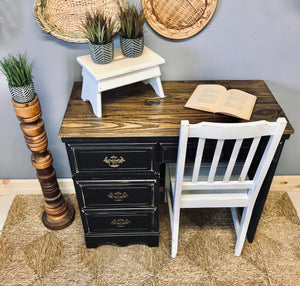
<box><xmin>33</xmin><ymin>0</ymin><xmax>123</xmax><ymax>43</ymax></box>
<box><xmin>142</xmin><ymin>0</ymin><xmax>218</xmax><ymax>40</ymax></box>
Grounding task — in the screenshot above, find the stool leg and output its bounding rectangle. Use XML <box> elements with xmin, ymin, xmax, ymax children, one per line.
<box><xmin>81</xmin><ymin>68</ymin><xmax>102</xmax><ymax>117</ymax></box>
<box><xmin>143</xmin><ymin>76</ymin><xmax>165</xmax><ymax>98</ymax></box>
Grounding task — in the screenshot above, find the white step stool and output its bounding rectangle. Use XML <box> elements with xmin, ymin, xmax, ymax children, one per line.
<box><xmin>76</xmin><ymin>46</ymin><xmax>165</xmax><ymax>117</ymax></box>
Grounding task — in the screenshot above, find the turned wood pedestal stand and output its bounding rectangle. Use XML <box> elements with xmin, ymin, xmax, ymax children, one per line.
<box><xmin>12</xmin><ymin>94</ymin><xmax>75</xmax><ymax>230</ymax></box>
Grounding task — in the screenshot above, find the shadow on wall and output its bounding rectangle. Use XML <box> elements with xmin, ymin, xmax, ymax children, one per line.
<box><xmin>0</xmin><ymin>0</ymin><xmax>25</xmax><ymax>45</ymax></box>
<box><xmin>261</xmin><ymin>1</ymin><xmax>300</xmax><ymax>17</ymax></box>
<box><xmin>266</xmin><ymin>80</ymin><xmax>299</xmax><ymax>175</ymax></box>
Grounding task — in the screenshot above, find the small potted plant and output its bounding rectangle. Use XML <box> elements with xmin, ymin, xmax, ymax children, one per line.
<box><xmin>0</xmin><ymin>53</ymin><xmax>35</xmax><ymax>103</ymax></box>
<box><xmin>83</xmin><ymin>11</ymin><xmax>116</xmax><ymax>64</ymax></box>
<box><xmin>119</xmin><ymin>3</ymin><xmax>146</xmax><ymax>58</ymax></box>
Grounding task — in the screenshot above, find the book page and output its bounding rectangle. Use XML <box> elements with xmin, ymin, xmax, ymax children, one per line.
<box><xmin>184</xmin><ymin>84</ymin><xmax>228</xmax><ymax>112</ymax></box>
<box><xmin>218</xmin><ymin>89</ymin><xmax>257</xmax><ymax>120</ymax></box>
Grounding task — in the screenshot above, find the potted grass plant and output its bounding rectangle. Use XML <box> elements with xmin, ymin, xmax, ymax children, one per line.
<box><xmin>0</xmin><ymin>53</ymin><xmax>35</xmax><ymax>103</ymax></box>
<box><xmin>84</xmin><ymin>11</ymin><xmax>116</xmax><ymax>64</ymax></box>
<box><xmin>119</xmin><ymin>3</ymin><xmax>146</xmax><ymax>58</ymax></box>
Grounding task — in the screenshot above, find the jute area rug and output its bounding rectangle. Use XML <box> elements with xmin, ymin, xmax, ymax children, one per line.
<box><xmin>0</xmin><ymin>192</ymin><xmax>299</xmax><ymax>285</ymax></box>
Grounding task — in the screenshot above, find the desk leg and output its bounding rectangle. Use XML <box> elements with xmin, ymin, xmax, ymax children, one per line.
<box><xmin>143</xmin><ymin>76</ymin><xmax>165</xmax><ymax>98</ymax></box>
<box><xmin>81</xmin><ymin>69</ymin><xmax>102</xmax><ymax>117</ymax></box>
<box><xmin>247</xmin><ymin>137</ymin><xmax>287</xmax><ymax>242</ymax></box>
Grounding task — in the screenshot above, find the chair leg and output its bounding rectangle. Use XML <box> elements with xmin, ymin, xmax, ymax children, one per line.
<box><xmin>170</xmin><ymin>201</ymin><xmax>181</xmax><ymax>258</ymax></box>
<box><xmin>164</xmin><ymin>164</ymin><xmax>170</xmax><ymax>203</ymax></box>
<box><xmin>165</xmin><ymin>177</ymin><xmax>179</xmax><ymax>258</ymax></box>
<box><xmin>235</xmin><ymin>237</ymin><xmax>245</xmax><ymax>256</ymax></box>
<box><xmin>171</xmin><ymin>217</ymin><xmax>180</xmax><ymax>258</ymax></box>
<box><xmin>234</xmin><ymin>207</ymin><xmax>252</xmax><ymax>256</ymax></box>
<box><xmin>164</xmin><ymin>185</ymin><xmax>168</xmax><ymax>203</ymax></box>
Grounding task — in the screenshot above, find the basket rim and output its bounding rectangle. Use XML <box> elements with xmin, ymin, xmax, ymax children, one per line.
<box><xmin>142</xmin><ymin>0</ymin><xmax>218</xmax><ymax>40</ymax></box>
<box><xmin>33</xmin><ymin>0</ymin><xmax>122</xmax><ymax>43</ymax></box>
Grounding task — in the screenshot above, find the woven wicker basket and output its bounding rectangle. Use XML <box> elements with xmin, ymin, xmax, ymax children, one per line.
<box><xmin>33</xmin><ymin>0</ymin><xmax>124</xmax><ymax>43</ymax></box>
<box><xmin>142</xmin><ymin>0</ymin><xmax>218</xmax><ymax>39</ymax></box>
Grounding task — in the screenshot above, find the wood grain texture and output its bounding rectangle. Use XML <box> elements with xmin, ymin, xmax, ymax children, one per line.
<box><xmin>12</xmin><ymin>95</ymin><xmax>75</xmax><ymax>230</ymax></box>
<box><xmin>59</xmin><ymin>81</ymin><xmax>294</xmax><ymax>138</ymax></box>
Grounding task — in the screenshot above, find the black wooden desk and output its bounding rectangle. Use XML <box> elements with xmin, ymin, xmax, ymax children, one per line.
<box><xmin>59</xmin><ymin>80</ymin><xmax>294</xmax><ymax>248</ymax></box>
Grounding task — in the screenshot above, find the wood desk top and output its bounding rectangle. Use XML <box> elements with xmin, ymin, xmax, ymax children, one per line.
<box><xmin>59</xmin><ymin>80</ymin><xmax>294</xmax><ymax>138</ymax></box>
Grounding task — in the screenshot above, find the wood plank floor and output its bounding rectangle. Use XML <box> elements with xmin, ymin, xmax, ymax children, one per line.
<box><xmin>0</xmin><ymin>176</ymin><xmax>299</xmax><ymax>233</ymax></box>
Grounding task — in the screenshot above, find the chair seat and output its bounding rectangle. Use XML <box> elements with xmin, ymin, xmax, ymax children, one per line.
<box><xmin>168</xmin><ymin>161</ymin><xmax>245</xmax><ymax>181</ymax></box>
<box><xmin>168</xmin><ymin>162</ymin><xmax>250</xmax><ymax>208</ymax></box>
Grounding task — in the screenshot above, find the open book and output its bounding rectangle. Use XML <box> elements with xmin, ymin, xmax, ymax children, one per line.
<box><xmin>184</xmin><ymin>84</ymin><xmax>257</xmax><ymax>120</ymax></box>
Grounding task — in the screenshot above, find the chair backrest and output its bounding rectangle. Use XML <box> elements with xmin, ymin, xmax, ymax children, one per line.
<box><xmin>174</xmin><ymin>118</ymin><xmax>287</xmax><ymax>202</ymax></box>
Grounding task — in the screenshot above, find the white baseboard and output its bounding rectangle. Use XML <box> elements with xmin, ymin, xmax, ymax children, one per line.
<box><xmin>267</xmin><ymin>175</ymin><xmax>300</xmax><ymax>192</ymax></box>
<box><xmin>1</xmin><ymin>176</ymin><xmax>299</xmax><ymax>196</ymax></box>
<box><xmin>0</xmin><ymin>178</ymin><xmax>75</xmax><ymax>196</ymax></box>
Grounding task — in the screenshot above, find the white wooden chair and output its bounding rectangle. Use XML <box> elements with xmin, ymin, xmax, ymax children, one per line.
<box><xmin>165</xmin><ymin>118</ymin><xmax>287</xmax><ymax>258</ymax></box>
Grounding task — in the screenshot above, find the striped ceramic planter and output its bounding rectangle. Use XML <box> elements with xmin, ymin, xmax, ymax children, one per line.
<box><xmin>89</xmin><ymin>41</ymin><xmax>114</xmax><ymax>64</ymax></box>
<box><xmin>9</xmin><ymin>83</ymin><xmax>35</xmax><ymax>103</ymax></box>
<box><xmin>120</xmin><ymin>35</ymin><xmax>144</xmax><ymax>58</ymax></box>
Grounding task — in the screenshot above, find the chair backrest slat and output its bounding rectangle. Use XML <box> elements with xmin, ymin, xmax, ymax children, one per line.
<box><xmin>239</xmin><ymin>137</ymin><xmax>260</xmax><ymax>182</ymax></box>
<box><xmin>192</xmin><ymin>138</ymin><xmax>205</xmax><ymax>183</ymax></box>
<box><xmin>207</xmin><ymin>139</ymin><xmax>224</xmax><ymax>183</ymax></box>
<box><xmin>223</xmin><ymin>138</ymin><xmax>243</xmax><ymax>182</ymax></box>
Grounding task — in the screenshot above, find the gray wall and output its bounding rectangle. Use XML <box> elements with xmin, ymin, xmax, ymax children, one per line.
<box><xmin>0</xmin><ymin>0</ymin><xmax>299</xmax><ymax>179</ymax></box>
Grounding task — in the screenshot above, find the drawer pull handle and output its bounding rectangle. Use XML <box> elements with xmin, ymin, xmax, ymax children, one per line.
<box><xmin>111</xmin><ymin>218</ymin><xmax>131</xmax><ymax>228</ymax></box>
<box><xmin>103</xmin><ymin>155</ymin><xmax>125</xmax><ymax>168</ymax></box>
<box><xmin>107</xmin><ymin>192</ymin><xmax>129</xmax><ymax>202</ymax></box>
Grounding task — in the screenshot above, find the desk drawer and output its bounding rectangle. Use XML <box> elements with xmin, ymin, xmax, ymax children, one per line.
<box><xmin>68</xmin><ymin>143</ymin><xmax>157</xmax><ymax>174</ymax></box>
<box><xmin>75</xmin><ymin>180</ymin><xmax>156</xmax><ymax>208</ymax></box>
<box><xmin>85</xmin><ymin>210</ymin><xmax>156</xmax><ymax>233</ymax></box>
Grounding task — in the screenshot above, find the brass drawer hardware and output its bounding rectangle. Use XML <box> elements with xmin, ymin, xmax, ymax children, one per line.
<box><xmin>107</xmin><ymin>192</ymin><xmax>129</xmax><ymax>202</ymax></box>
<box><xmin>111</xmin><ymin>218</ymin><xmax>131</xmax><ymax>228</ymax></box>
<box><xmin>103</xmin><ymin>155</ymin><xmax>125</xmax><ymax>168</ymax></box>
